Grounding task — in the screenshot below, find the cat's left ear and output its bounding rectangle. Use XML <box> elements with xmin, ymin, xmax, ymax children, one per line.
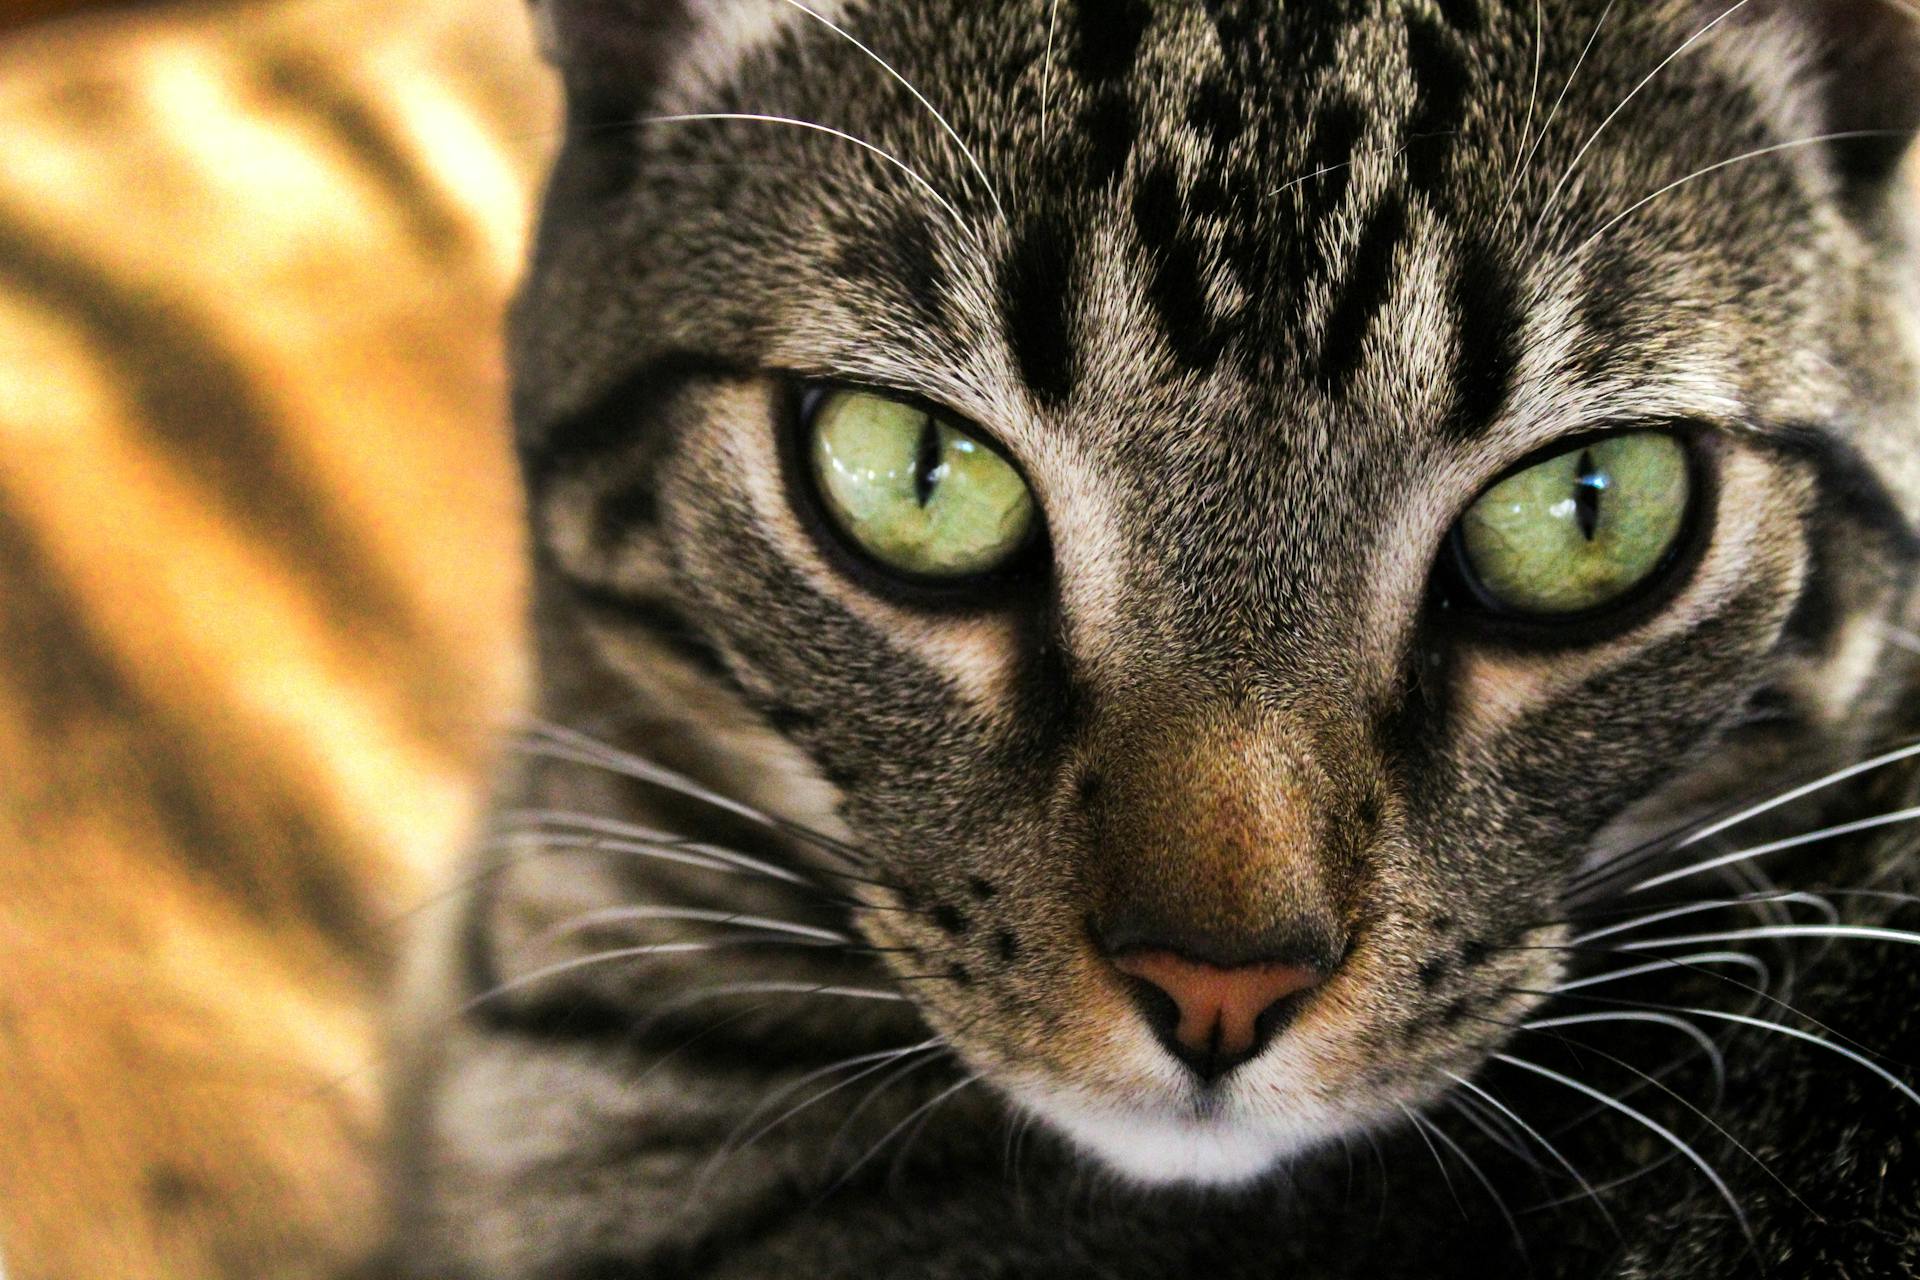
<box><xmin>528</xmin><ymin>0</ymin><xmax>701</xmax><ymax>120</ymax></box>
<box><xmin>1763</xmin><ymin>0</ymin><xmax>1920</xmax><ymax>189</ymax></box>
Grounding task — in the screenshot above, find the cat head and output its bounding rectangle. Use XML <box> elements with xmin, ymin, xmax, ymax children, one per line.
<box><xmin>506</xmin><ymin>0</ymin><xmax>1920</xmax><ymax>1185</ymax></box>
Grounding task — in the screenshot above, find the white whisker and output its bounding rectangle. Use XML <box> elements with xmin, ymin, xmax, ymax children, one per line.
<box><xmin>1632</xmin><ymin>803</ymin><xmax>1920</xmax><ymax>894</ymax></box>
<box><xmin>1572</xmin><ymin>131</ymin><xmax>1910</xmax><ymax>262</ymax></box>
<box><xmin>1399</xmin><ymin>1105</ymin><xmax>1472</xmax><ymax>1219</ymax></box>
<box><xmin>772</xmin><ymin>0</ymin><xmax>1003</xmax><ymax>221</ymax></box>
<box><xmin>1880</xmin><ymin>621</ymin><xmax>1920</xmax><ymax>656</ymax></box>
<box><xmin>1521</xmin><ymin>1011</ymin><xmax>1725</xmax><ymax>1087</ymax></box>
<box><xmin>501</xmin><ymin>819</ymin><xmax>817</xmax><ymax>887</ymax></box>
<box><xmin>465</xmin><ymin>942</ymin><xmax>867</xmax><ymax>1010</ymax></box>
<box><xmin>1040</xmin><ymin>0</ymin><xmax>1062</xmax><ymax>151</ymax></box>
<box><xmin>1552</xmin><ymin>950</ymin><xmax>1769</xmax><ymax>993</ymax></box>
<box><xmin>631</xmin><ymin>113</ymin><xmax>971</xmax><ymax>245</ymax></box>
<box><xmin>1572</xmin><ymin>892</ymin><xmax>1836</xmax><ymax>945</ymax></box>
<box><xmin>1507</xmin><ymin>0</ymin><xmax>1615</xmax><ymax>224</ymax></box>
<box><xmin>1531</xmin><ymin>0</ymin><xmax>1754</xmax><ymax>245</ymax></box>
<box><xmin>1494</xmin><ymin>1052</ymin><xmax>1751</xmax><ymax>1244</ymax></box>
<box><xmin>1619</xmin><ymin>1007</ymin><xmax>1920</xmax><ymax>1110</ymax></box>
<box><xmin>696</xmin><ymin>1038</ymin><xmax>946</xmax><ymax>1192</ymax></box>
<box><xmin>1501</xmin><ymin>0</ymin><xmax>1545</xmax><ymax>216</ymax></box>
<box><xmin>524</xmin><ymin>722</ymin><xmax>876</xmax><ymax>869</ymax></box>
<box><xmin>1616</xmin><ymin>924</ymin><xmax>1920</xmax><ymax>953</ymax></box>
<box><xmin>832</xmin><ymin>1073</ymin><xmax>982</xmax><ymax>1189</ymax></box>
<box><xmin>1444</xmin><ymin>1069</ymin><xmax>1618</xmax><ymax>1233</ymax></box>
<box><xmin>1673</xmin><ymin>740</ymin><xmax>1920</xmax><ymax>851</ymax></box>
<box><xmin>537</xmin><ymin>905</ymin><xmax>852</xmax><ymax>946</ymax></box>
<box><xmin>1410</xmin><ymin>1106</ymin><xmax>1526</xmax><ymax>1253</ymax></box>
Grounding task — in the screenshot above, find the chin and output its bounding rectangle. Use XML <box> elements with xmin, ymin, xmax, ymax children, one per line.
<box><xmin>1009</xmin><ymin>1079</ymin><xmax>1347</xmax><ymax>1189</ymax></box>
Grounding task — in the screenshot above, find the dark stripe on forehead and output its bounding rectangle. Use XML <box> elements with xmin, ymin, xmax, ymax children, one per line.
<box><xmin>1070</xmin><ymin>0</ymin><xmax>1155</xmax><ymax>84</ymax></box>
<box><xmin>1433</xmin><ymin>0</ymin><xmax>1484</xmax><ymax>34</ymax></box>
<box><xmin>1076</xmin><ymin>90</ymin><xmax>1138</xmax><ymax>188</ymax></box>
<box><xmin>1444</xmin><ymin>236</ymin><xmax>1523</xmax><ymax>438</ymax></box>
<box><xmin>1402</xmin><ymin>12</ymin><xmax>1471</xmax><ymax>200</ymax></box>
<box><xmin>1315</xmin><ymin>193</ymin><xmax>1408</xmax><ymax>392</ymax></box>
<box><xmin>1000</xmin><ymin>220</ymin><xmax>1080</xmax><ymax>406</ymax></box>
<box><xmin>1133</xmin><ymin>165</ymin><xmax>1234</xmax><ymax>372</ymax></box>
<box><xmin>1284</xmin><ymin>97</ymin><xmax>1366</xmax><ymax>296</ymax></box>
<box><xmin>1205</xmin><ymin>0</ymin><xmax>1364</xmax><ymax>87</ymax></box>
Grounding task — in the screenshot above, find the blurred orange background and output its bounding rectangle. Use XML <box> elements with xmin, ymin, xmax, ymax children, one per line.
<box><xmin>0</xmin><ymin>0</ymin><xmax>553</xmax><ymax>1273</ymax></box>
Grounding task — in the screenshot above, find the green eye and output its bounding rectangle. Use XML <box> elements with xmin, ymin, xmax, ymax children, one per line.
<box><xmin>807</xmin><ymin>389</ymin><xmax>1037</xmax><ymax>580</ymax></box>
<box><xmin>1456</xmin><ymin>432</ymin><xmax>1693</xmax><ymax>618</ymax></box>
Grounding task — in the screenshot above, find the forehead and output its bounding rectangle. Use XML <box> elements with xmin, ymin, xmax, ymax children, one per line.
<box><xmin>652</xmin><ymin>0</ymin><xmax>1786</xmax><ymax>424</ymax></box>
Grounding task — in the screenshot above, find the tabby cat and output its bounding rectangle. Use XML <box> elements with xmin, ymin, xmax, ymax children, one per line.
<box><xmin>390</xmin><ymin>1</ymin><xmax>1920</xmax><ymax>1275</ymax></box>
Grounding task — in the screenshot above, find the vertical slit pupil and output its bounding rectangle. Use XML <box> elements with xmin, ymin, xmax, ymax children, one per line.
<box><xmin>1573</xmin><ymin>449</ymin><xmax>1605</xmax><ymax>542</ymax></box>
<box><xmin>914</xmin><ymin>415</ymin><xmax>944</xmax><ymax>507</ymax></box>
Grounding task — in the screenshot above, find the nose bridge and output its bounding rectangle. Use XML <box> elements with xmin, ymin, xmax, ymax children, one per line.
<box><xmin>1083</xmin><ymin>696</ymin><xmax>1361</xmax><ymax>969</ymax></box>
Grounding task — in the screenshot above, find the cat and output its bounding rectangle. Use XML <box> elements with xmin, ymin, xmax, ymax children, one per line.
<box><xmin>388</xmin><ymin>1</ymin><xmax>1920</xmax><ymax>1275</ymax></box>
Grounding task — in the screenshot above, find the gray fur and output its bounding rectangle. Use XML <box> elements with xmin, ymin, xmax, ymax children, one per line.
<box><xmin>387</xmin><ymin>1</ymin><xmax>1920</xmax><ymax>1275</ymax></box>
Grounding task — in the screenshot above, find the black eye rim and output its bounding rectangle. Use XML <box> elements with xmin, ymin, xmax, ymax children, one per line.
<box><xmin>779</xmin><ymin>378</ymin><xmax>1051</xmax><ymax>607</ymax></box>
<box><xmin>1433</xmin><ymin>424</ymin><xmax>1718</xmax><ymax>648</ymax></box>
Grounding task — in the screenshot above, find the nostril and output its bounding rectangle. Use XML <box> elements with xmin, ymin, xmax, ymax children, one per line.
<box><xmin>1109</xmin><ymin>948</ymin><xmax>1326</xmax><ymax>1082</ymax></box>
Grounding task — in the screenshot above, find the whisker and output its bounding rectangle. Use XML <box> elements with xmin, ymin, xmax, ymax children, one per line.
<box><xmin>1670</xmin><ymin>739</ymin><xmax>1920</xmax><ymax>853</ymax></box>
<box><xmin>1879</xmin><ymin>621</ymin><xmax>1920</xmax><ymax>657</ymax></box>
<box><xmin>1446</xmin><ymin>1094</ymin><xmax>1545</xmax><ymax>1171</ymax></box>
<box><xmin>823</xmin><ymin>1047</ymin><xmax>952</xmax><ymax>1164</ymax></box>
<box><xmin>1500</xmin><ymin>0</ymin><xmax>1545</xmax><ymax>217</ymax></box>
<box><xmin>1040</xmin><ymin>0</ymin><xmax>1062</xmax><ymax>151</ymax></box>
<box><xmin>771</xmin><ymin>0</ymin><xmax>1003</xmax><ymax>221</ymax></box>
<box><xmin>496</xmin><ymin>824</ymin><xmax>815</xmax><ymax>888</ymax></box>
<box><xmin>829</xmin><ymin>1073</ymin><xmax>982</xmax><ymax>1192</ymax></box>
<box><xmin>522</xmin><ymin>722</ymin><xmax>880</xmax><ymax>870</ymax></box>
<box><xmin>1400</xmin><ymin>1105</ymin><xmax>1472</xmax><ymax>1221</ymax></box>
<box><xmin>1530</xmin><ymin>0</ymin><xmax>1755</xmax><ymax>246</ymax></box>
<box><xmin>1443</xmin><ymin>1069</ymin><xmax>1619</xmax><ymax>1236</ymax></box>
<box><xmin>1517</xmin><ymin>1030</ymin><xmax>1813</xmax><ymax>1218</ymax></box>
<box><xmin>1493</xmin><ymin>1052</ymin><xmax>1752</xmax><ymax>1247</ymax></box>
<box><xmin>1506</xmin><ymin>0</ymin><xmax>1615</xmax><ymax>223</ymax></box>
<box><xmin>1572</xmin><ymin>131</ymin><xmax>1912</xmax><ymax>262</ymax></box>
<box><xmin>1519</xmin><ymin>1011</ymin><xmax>1725</xmax><ymax>1092</ymax></box>
<box><xmin>695</xmin><ymin>1038</ymin><xmax>947</xmax><ymax>1194</ymax></box>
<box><xmin>466</xmin><ymin>972</ymin><xmax>906</xmax><ymax>1019</ymax></box>
<box><xmin>464</xmin><ymin>939</ymin><xmax>870</xmax><ymax>1011</ymax></box>
<box><xmin>1411</xmin><ymin>1107</ymin><xmax>1528</xmax><ymax>1257</ymax></box>
<box><xmin>533</xmin><ymin>905</ymin><xmax>853</xmax><ymax>947</ymax></box>
<box><xmin>1629</xmin><ymin>803</ymin><xmax>1920</xmax><ymax>894</ymax></box>
<box><xmin>1615</xmin><ymin>923</ymin><xmax>1920</xmax><ymax>953</ymax></box>
<box><xmin>1596</xmin><ymin>1003</ymin><xmax>1920</xmax><ymax>1110</ymax></box>
<box><xmin>1570</xmin><ymin>892</ymin><xmax>1837</xmax><ymax>945</ymax></box>
<box><xmin>1550</xmin><ymin>949</ymin><xmax>1770</xmax><ymax>993</ymax></box>
<box><xmin>631</xmin><ymin>113</ymin><xmax>971</xmax><ymax>232</ymax></box>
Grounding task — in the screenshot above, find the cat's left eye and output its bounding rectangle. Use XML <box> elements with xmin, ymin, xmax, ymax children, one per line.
<box><xmin>805</xmin><ymin>388</ymin><xmax>1037</xmax><ymax>582</ymax></box>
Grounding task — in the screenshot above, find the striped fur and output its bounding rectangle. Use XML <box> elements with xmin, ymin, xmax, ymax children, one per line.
<box><xmin>0</xmin><ymin>3</ymin><xmax>550</xmax><ymax>1275</ymax></box>
<box><xmin>398</xmin><ymin>1</ymin><xmax>1920</xmax><ymax>1276</ymax></box>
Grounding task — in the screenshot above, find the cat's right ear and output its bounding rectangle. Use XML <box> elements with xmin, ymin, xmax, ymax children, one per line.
<box><xmin>528</xmin><ymin>0</ymin><xmax>699</xmax><ymax>119</ymax></box>
<box><xmin>1767</xmin><ymin>0</ymin><xmax>1920</xmax><ymax>190</ymax></box>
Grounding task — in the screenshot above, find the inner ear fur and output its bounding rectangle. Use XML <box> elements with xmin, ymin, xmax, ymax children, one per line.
<box><xmin>1751</xmin><ymin>0</ymin><xmax>1920</xmax><ymax>186</ymax></box>
<box><xmin>530</xmin><ymin>0</ymin><xmax>699</xmax><ymax>122</ymax></box>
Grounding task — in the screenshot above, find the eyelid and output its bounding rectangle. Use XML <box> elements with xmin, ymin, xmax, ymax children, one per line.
<box><xmin>796</xmin><ymin>379</ymin><xmax>1034</xmax><ymax>475</ymax></box>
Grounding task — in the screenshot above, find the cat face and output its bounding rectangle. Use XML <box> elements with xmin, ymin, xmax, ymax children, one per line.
<box><xmin>509</xmin><ymin>0</ymin><xmax>1920</xmax><ymax>1184</ymax></box>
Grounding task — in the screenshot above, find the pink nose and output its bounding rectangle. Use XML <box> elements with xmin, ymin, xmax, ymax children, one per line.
<box><xmin>1110</xmin><ymin>950</ymin><xmax>1325</xmax><ymax>1080</ymax></box>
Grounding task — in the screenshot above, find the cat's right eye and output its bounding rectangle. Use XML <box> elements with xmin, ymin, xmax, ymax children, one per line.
<box><xmin>804</xmin><ymin>388</ymin><xmax>1037</xmax><ymax>582</ymax></box>
<box><xmin>1450</xmin><ymin>430</ymin><xmax>1695</xmax><ymax>620</ymax></box>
